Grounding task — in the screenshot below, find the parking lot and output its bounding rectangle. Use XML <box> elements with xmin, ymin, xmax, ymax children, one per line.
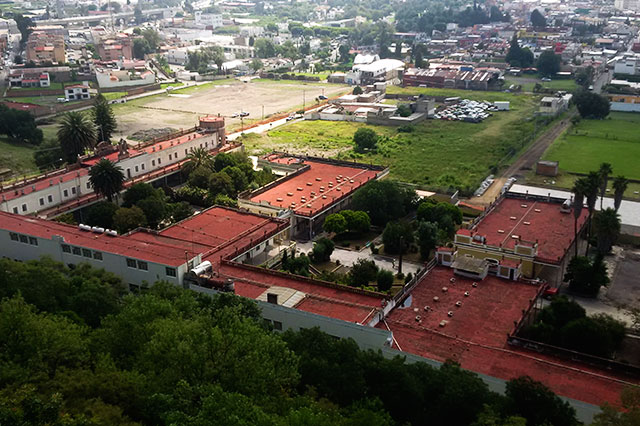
<box><xmin>434</xmin><ymin>99</ymin><xmax>502</xmax><ymax>123</ymax></box>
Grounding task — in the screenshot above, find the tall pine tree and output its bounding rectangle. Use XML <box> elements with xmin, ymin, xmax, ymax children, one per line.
<box><xmin>92</xmin><ymin>94</ymin><xmax>117</xmax><ymax>142</ymax></box>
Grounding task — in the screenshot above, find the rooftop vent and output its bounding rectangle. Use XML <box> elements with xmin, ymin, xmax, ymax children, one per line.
<box><xmin>306</xmin><ymin>182</ymin><xmax>312</xmax><ymax>186</ymax></box>
<box><xmin>442</xmin><ymin>287</ymin><xmax>448</xmax><ymax>292</ymax></box>
<box><xmin>315</xmin><ymin>177</ymin><xmax>322</xmax><ymax>181</ymax></box>
<box><xmin>433</xmin><ymin>296</ymin><xmax>439</xmax><ymax>302</ymax></box>
<box><xmin>521</xmin><ymin>204</ymin><xmax>528</xmax><ymax>208</ymax></box>
<box><xmin>510</xmin><ymin>216</ymin><xmax>517</xmax><ymax>220</ymax></box>
<box><xmin>287</xmin><ymin>192</ymin><xmax>293</xmax><ymax>196</ymax></box>
<box><xmin>464</xmin><ymin>291</ymin><xmax>470</xmax><ymax>297</ymax></box>
<box><xmin>276</xmin><ymin>197</ymin><xmax>283</xmax><ymax>202</ymax></box>
<box><xmin>297</xmin><ymin>187</ymin><xmax>303</xmax><ymax>191</ymax></box>
<box><xmin>447</xmin><ymin>311</ymin><xmax>454</xmax><ymax>317</ymax></box>
<box><xmin>439</xmin><ymin>320</ymin><xmax>447</xmax><ymax>327</ymax></box>
<box><xmin>511</xmin><ymin>235</ymin><xmax>520</xmax><ymax>239</ymax></box>
<box><xmin>266</xmin><ymin>293</ymin><xmax>278</xmax><ymax>304</ymax></box>
<box><xmin>523</xmin><ymin>221</ymin><xmax>531</xmax><ymax>226</ymax></box>
<box><xmin>498</xmin><ymin>229</ymin><xmax>505</xmax><ymax>233</ymax></box>
<box><xmin>455</xmin><ymin>301</ymin><xmax>462</xmax><ymax>307</ymax></box>
<box><xmin>472</xmin><ymin>282</ymin><xmax>478</xmax><ymax>288</ymax></box>
<box><xmin>534</xmin><ymin>208</ymin><xmax>541</xmax><ymax>213</ymax></box>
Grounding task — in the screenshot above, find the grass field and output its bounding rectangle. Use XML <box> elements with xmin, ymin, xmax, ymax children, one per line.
<box><xmin>242</xmin><ymin>91</ymin><xmax>540</xmax><ymax>194</ymax></box>
<box><xmin>542</xmin><ymin>112</ymin><xmax>640</xmax><ymax>180</ymax></box>
<box><xmin>102</xmin><ymin>92</ymin><xmax>127</xmax><ymax>101</ymax></box>
<box><xmin>0</xmin><ymin>137</ymin><xmax>39</xmax><ymax>178</ymax></box>
<box><xmin>506</xmin><ymin>78</ymin><xmax>579</xmax><ymax>93</ymax></box>
<box><xmin>386</xmin><ymin>86</ymin><xmax>529</xmax><ymax>103</ymax></box>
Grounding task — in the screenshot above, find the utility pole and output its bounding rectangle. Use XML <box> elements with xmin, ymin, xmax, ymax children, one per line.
<box><xmin>398</xmin><ymin>235</ymin><xmax>404</xmax><ymax>275</ymax></box>
<box><xmin>303</xmin><ymin>89</ymin><xmax>305</xmax><ymax>110</ymax></box>
<box><xmin>262</xmin><ymin>105</ymin><xmax>264</xmax><ymax>120</ymax></box>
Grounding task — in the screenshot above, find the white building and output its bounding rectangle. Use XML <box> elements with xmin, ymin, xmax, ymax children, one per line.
<box><xmin>194</xmin><ymin>11</ymin><xmax>223</xmax><ymax>29</ymax></box>
<box><xmin>614</xmin><ymin>56</ymin><xmax>640</xmax><ymax>75</ymax></box>
<box><xmin>346</xmin><ymin>58</ymin><xmax>405</xmax><ymax>85</ymax></box>
<box><xmin>8</xmin><ymin>71</ymin><xmax>50</xmax><ymax>88</ymax></box>
<box><xmin>95</xmin><ymin>68</ymin><xmax>155</xmax><ymax>89</ymax></box>
<box><xmin>64</xmin><ymin>84</ymin><xmax>90</xmax><ymax>100</ymax></box>
<box><xmin>539</xmin><ymin>94</ymin><xmax>572</xmax><ymax>116</ymax></box>
<box><xmin>0</xmin><ymin>117</ymin><xmax>227</xmax><ymax>217</ymax></box>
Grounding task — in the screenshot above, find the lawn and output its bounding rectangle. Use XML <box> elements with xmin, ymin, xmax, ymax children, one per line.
<box><xmin>160</xmin><ymin>82</ymin><xmax>184</xmax><ymax>90</ymax></box>
<box><xmin>504</xmin><ymin>78</ymin><xmax>578</xmax><ymax>93</ymax></box>
<box><xmin>0</xmin><ymin>137</ymin><xmax>39</xmax><ymax>178</ymax></box>
<box><xmin>542</xmin><ymin>112</ymin><xmax>640</xmax><ymax>180</ymax></box>
<box><xmin>169</xmin><ymin>79</ymin><xmax>237</xmax><ymax>94</ymax></box>
<box><xmin>102</xmin><ymin>92</ymin><xmax>127</xmax><ymax>101</ymax></box>
<box><xmin>241</xmin><ymin>92</ymin><xmax>540</xmax><ymax>194</ymax></box>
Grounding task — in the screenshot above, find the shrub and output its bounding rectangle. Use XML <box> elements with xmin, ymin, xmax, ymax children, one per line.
<box><xmin>348</xmin><ymin>259</ymin><xmax>379</xmax><ymax>287</ymax></box>
<box><xmin>377</xmin><ymin>270</ymin><xmax>394</xmax><ymax>292</ymax></box>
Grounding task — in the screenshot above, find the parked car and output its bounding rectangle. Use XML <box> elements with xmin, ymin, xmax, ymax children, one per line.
<box><xmin>240</xmin><ymin>111</ymin><xmax>249</xmax><ymax>117</ymax></box>
<box><xmin>541</xmin><ymin>77</ymin><xmax>551</xmax><ymax>82</ymax></box>
<box><xmin>318</xmin><ymin>95</ymin><xmax>328</xmax><ymax>100</ymax></box>
<box><xmin>231</xmin><ymin>112</ymin><xmax>239</xmax><ymax>118</ymax></box>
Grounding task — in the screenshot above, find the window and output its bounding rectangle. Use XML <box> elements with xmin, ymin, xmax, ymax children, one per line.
<box><xmin>185</xmin><ymin>149</ymin><xmax>188</xmax><ymax>156</ymax></box>
<box><xmin>39</xmin><ymin>198</ymin><xmax>45</xmax><ymax>206</ymax></box>
<box><xmin>12</xmin><ymin>207</ymin><xmax>18</xmax><ymax>214</ymax></box>
<box><xmin>82</xmin><ymin>248</ymin><xmax>92</xmax><ymax>258</ymax></box>
<box><xmin>63</xmin><ymin>189</ymin><xmax>69</xmax><ymax>197</ymax></box>
<box><xmin>28</xmin><ymin>237</ymin><xmax>38</xmax><ymax>246</ymax></box>
<box><xmin>93</xmin><ymin>251</ymin><xmax>103</xmax><ymax>261</ymax></box>
<box><xmin>10</xmin><ymin>233</ymin><xmax>18</xmax><ymax>241</ymax></box>
<box><xmin>273</xmin><ymin>321</ymin><xmax>283</xmax><ymax>331</ymax></box>
<box><xmin>166</xmin><ymin>267</ymin><xmax>177</xmax><ymax>277</ymax></box>
<box><xmin>86</xmin><ymin>182</ymin><xmax>91</xmax><ymax>189</ymax></box>
<box><xmin>158</xmin><ymin>158</ymin><xmax>162</xmax><ymax>165</ymax></box>
<box><xmin>47</xmin><ymin>194</ymin><xmax>53</xmax><ymax>203</ymax></box>
<box><xmin>71</xmin><ymin>187</ymin><xmax>76</xmax><ymax>195</ymax></box>
<box><xmin>168</xmin><ymin>154</ymin><xmax>172</xmax><ymax>161</ymax></box>
<box><xmin>152</xmin><ymin>160</ymin><xmax>155</xmax><ymax>167</ymax></box>
<box><xmin>141</xmin><ymin>164</ymin><xmax>145</xmax><ymax>170</ymax></box>
<box><xmin>19</xmin><ymin>234</ymin><xmax>28</xmax><ymax>243</ymax></box>
<box><xmin>135</xmin><ymin>165</ymin><xmax>139</xmax><ymax>172</ymax></box>
<box><xmin>72</xmin><ymin>246</ymin><xmax>81</xmax><ymax>255</ymax></box>
<box><xmin>137</xmin><ymin>261</ymin><xmax>148</xmax><ymax>271</ymax></box>
<box><xmin>61</xmin><ymin>244</ymin><xmax>71</xmax><ymax>253</ymax></box>
<box><xmin>21</xmin><ymin>204</ymin><xmax>27</xmax><ymax>212</ymax></box>
<box><xmin>126</xmin><ymin>258</ymin><xmax>137</xmax><ymax>268</ymax></box>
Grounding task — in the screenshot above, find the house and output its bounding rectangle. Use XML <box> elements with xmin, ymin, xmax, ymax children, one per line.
<box><xmin>97</xmin><ymin>33</ymin><xmax>133</xmax><ymax>61</ymax></box>
<box><xmin>608</xmin><ymin>94</ymin><xmax>640</xmax><ymax>112</ymax></box>
<box><xmin>8</xmin><ymin>71</ymin><xmax>50</xmax><ymax>88</ymax></box>
<box><xmin>64</xmin><ymin>84</ymin><xmax>90</xmax><ymax>101</ymax></box>
<box><xmin>539</xmin><ymin>94</ymin><xmax>572</xmax><ymax>116</ymax></box>
<box><xmin>95</xmin><ymin>68</ymin><xmax>156</xmax><ymax>89</ymax></box>
<box><xmin>346</xmin><ymin>58</ymin><xmax>405</xmax><ymax>85</ymax></box>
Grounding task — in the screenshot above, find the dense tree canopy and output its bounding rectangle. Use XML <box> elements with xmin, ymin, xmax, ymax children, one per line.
<box><xmin>536</xmin><ymin>51</ymin><xmax>561</xmax><ymax>76</ymax></box>
<box><xmin>0</xmin><ymin>103</ymin><xmax>43</xmax><ymax>145</ymax></box>
<box><xmin>0</xmin><ymin>258</ymin><xmax>579</xmax><ymax>425</ymax></box>
<box><xmin>352</xmin><ymin>181</ymin><xmax>416</xmax><ymax>226</ymax></box>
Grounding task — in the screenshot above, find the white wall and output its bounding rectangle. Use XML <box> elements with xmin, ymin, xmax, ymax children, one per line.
<box><xmin>0</xmin><ymin>227</ymin><xmax>192</xmax><ymax>287</ymax></box>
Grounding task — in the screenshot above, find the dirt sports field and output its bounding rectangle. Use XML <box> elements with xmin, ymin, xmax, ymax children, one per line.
<box><xmin>112</xmin><ymin>79</ymin><xmax>350</xmax><ymax>139</ymax></box>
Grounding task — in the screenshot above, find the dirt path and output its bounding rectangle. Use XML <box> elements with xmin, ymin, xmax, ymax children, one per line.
<box><xmin>468</xmin><ymin>113</ymin><xmax>575</xmax><ymax>206</ymax></box>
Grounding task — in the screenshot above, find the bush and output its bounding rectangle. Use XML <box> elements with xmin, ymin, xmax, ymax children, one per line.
<box><xmin>353</xmin><ymin>128</ymin><xmax>378</xmax><ymax>153</ymax></box>
<box><xmin>312</xmin><ymin>238</ymin><xmax>334</xmax><ymax>263</ymax></box>
<box><xmin>349</xmin><ymin>259</ymin><xmax>379</xmax><ymax>287</ymax></box>
<box><xmin>397</xmin><ymin>104</ymin><xmax>412</xmax><ymax>117</ymax></box>
<box><xmin>382</xmin><ymin>221</ymin><xmax>414</xmax><ymax>254</ymax></box>
<box><xmin>564</xmin><ymin>255</ymin><xmax>609</xmax><ymax>296</ymax></box>
<box><xmin>377</xmin><ymin>270</ymin><xmax>394</xmax><ymax>292</ymax></box>
<box><xmin>397</xmin><ymin>125</ymin><xmax>414</xmax><ymax>133</ymax></box>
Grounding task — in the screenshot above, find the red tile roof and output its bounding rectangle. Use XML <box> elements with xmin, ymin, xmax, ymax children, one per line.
<box><xmin>467</xmin><ymin>197</ymin><xmax>589</xmax><ymax>264</ymax></box>
<box><xmin>249</xmin><ymin>156</ymin><xmax>380</xmax><ymax>217</ymax></box>
<box><xmin>379</xmin><ymin>267</ymin><xmax>631</xmax><ymax>407</ymax></box>
<box><xmin>0</xmin><ymin>168</ymin><xmax>89</xmax><ymax>202</ymax></box>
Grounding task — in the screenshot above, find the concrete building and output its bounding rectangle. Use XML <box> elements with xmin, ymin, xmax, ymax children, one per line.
<box><xmin>238</xmin><ymin>154</ymin><xmax>388</xmax><ymax>239</ymax></box>
<box><xmin>614</xmin><ymin>57</ymin><xmax>640</xmax><ymax>75</ymax></box>
<box><xmin>95</xmin><ymin>68</ymin><xmax>155</xmax><ymax>89</ymax></box>
<box><xmin>346</xmin><ymin>59</ymin><xmax>405</xmax><ymax>85</ymax></box>
<box><xmin>64</xmin><ymin>84</ymin><xmax>90</xmax><ymax>101</ymax></box>
<box><xmin>453</xmin><ymin>192</ymin><xmax>588</xmax><ymax>283</ymax></box>
<box><xmin>194</xmin><ymin>11</ymin><xmax>223</xmax><ymax>29</ymax></box>
<box><xmin>609</xmin><ymin>94</ymin><xmax>640</xmax><ymax>112</ymax></box>
<box><xmin>403</xmin><ymin>67</ymin><xmax>500</xmax><ymax>91</ymax></box>
<box><xmin>0</xmin><ymin>117</ymin><xmax>226</xmax><ymax>217</ymax></box>
<box><xmin>8</xmin><ymin>71</ymin><xmax>50</xmax><ymax>88</ymax></box>
<box><xmin>538</xmin><ymin>94</ymin><xmax>572</xmax><ymax>116</ymax></box>
<box><xmin>97</xmin><ymin>33</ymin><xmax>133</xmax><ymax>61</ymax></box>
<box><xmin>26</xmin><ymin>32</ymin><xmax>65</xmax><ymax>64</ymax></box>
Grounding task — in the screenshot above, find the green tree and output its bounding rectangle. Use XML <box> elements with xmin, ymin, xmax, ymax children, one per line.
<box><xmin>417</xmin><ymin>221</ymin><xmax>438</xmax><ymax>259</ymax></box>
<box><xmin>142</xmin><ymin>28</ymin><xmax>160</xmax><ymax>52</ymax></box>
<box><xmin>593</xmin><ymin>208</ymin><xmax>620</xmax><ymax>255</ymax></box>
<box><xmin>536</xmin><ymin>51</ymin><xmax>561</xmax><ymax>76</ymax></box>
<box><xmin>183</xmin><ymin>147</ymin><xmax>214</xmax><ymax>176</ymax></box>
<box><xmin>122</xmin><ymin>182</ymin><xmax>156</xmax><ymax>207</ymax></box>
<box><xmin>86</xmin><ymin>200</ymin><xmax>118</xmax><ymax>228</ymax></box>
<box><xmin>0</xmin><ymin>103</ymin><xmax>43</xmax><ymax>144</ymax></box>
<box><xmin>376</xmin><ymin>270</ymin><xmax>394</xmax><ymax>292</ymax></box>
<box><xmin>133</xmin><ymin>38</ymin><xmax>151</xmax><ymax>59</ymax></box>
<box><xmin>250</xmin><ymin>58</ymin><xmax>263</xmax><ymax>72</ymax></box>
<box><xmin>222</xmin><ymin>165</ymin><xmax>249</xmax><ymax>193</ymax></box>
<box><xmin>33</xmin><ymin>138</ymin><xmax>64</xmax><ymax>170</ymax></box>
<box><xmin>593</xmin><ymin>387</ymin><xmax>640</xmax><ymax>426</ymax></box>
<box><xmin>13</xmin><ymin>14</ymin><xmax>34</xmax><ymax>48</ymax></box>
<box><xmin>341</xmin><ymin>210</ymin><xmax>371</xmax><ymax>234</ymax></box>
<box><xmin>583</xmin><ymin>171</ymin><xmax>601</xmax><ymax>255</ymax></box>
<box><xmin>58</xmin><ymin>111</ymin><xmax>97</xmax><ymax>163</ymax></box>
<box><xmin>188</xmin><ymin>166</ymin><xmax>214</xmax><ymax>189</ymax></box>
<box><xmin>505</xmin><ymin>376</ymin><xmax>577</xmax><ymax>426</ymax></box>
<box><xmin>92</xmin><ymin>95</ymin><xmax>117</xmax><ymax>142</ymax></box>
<box><xmin>312</xmin><ymin>238</ymin><xmax>334</xmax><ymax>263</ymax></box>
<box><xmin>382</xmin><ymin>221</ymin><xmax>414</xmax><ymax>254</ymax></box>
<box><xmin>505</xmin><ymin>34</ymin><xmax>533</xmax><ymax>67</ymax></box>
<box><xmin>254</xmin><ymin>38</ymin><xmax>276</xmax><ymax>58</ymax></box>
<box><xmin>564</xmin><ymin>255</ymin><xmax>609</xmax><ymax>296</ymax></box>
<box><xmin>353</xmin><ymin>128</ymin><xmax>378</xmax><ymax>152</ymax></box>
<box><xmin>339</xmin><ymin>44</ymin><xmax>351</xmax><ymax>63</ymax></box>
<box><xmin>349</xmin><ymin>259</ymin><xmax>379</xmax><ymax>287</ymax></box>
<box><xmin>574</xmin><ymin>90</ymin><xmax>610</xmax><ymax>119</ymax></box>
<box><xmin>598</xmin><ymin>162</ymin><xmax>613</xmax><ymax>210</ymax></box>
<box><xmin>397</xmin><ymin>104</ymin><xmax>412</xmax><ymax>117</ymax></box>
<box><xmin>323</xmin><ymin>213</ymin><xmax>348</xmax><ymax>234</ymax></box>
<box><xmin>89</xmin><ymin>159</ymin><xmax>125</xmax><ymax>202</ymax></box>
<box><xmin>137</xmin><ymin>193</ymin><xmax>168</xmax><ymax>229</ymax></box>
<box><xmin>208</xmin><ymin>171</ymin><xmax>235</xmax><ymax>196</ymax></box>
<box><xmin>352</xmin><ymin>180</ymin><xmax>416</xmax><ymax>226</ymax></box>
<box><xmin>530</xmin><ymin>9</ymin><xmax>547</xmax><ymax>28</ymax></box>
<box><xmin>352</xmin><ymin>86</ymin><xmax>364</xmax><ymax>95</ymax></box>
<box><xmin>612</xmin><ymin>175</ymin><xmax>629</xmax><ymax>212</ymax></box>
<box><xmin>113</xmin><ymin>206</ymin><xmax>147</xmax><ymax>233</ymax></box>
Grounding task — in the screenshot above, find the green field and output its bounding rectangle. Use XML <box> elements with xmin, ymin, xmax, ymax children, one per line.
<box><xmin>542</xmin><ymin>112</ymin><xmax>640</xmax><ymax>180</ymax></box>
<box><xmin>169</xmin><ymin>79</ymin><xmax>236</xmax><ymax>94</ymax></box>
<box><xmin>505</xmin><ymin>78</ymin><xmax>578</xmax><ymax>93</ymax></box>
<box><xmin>242</xmin><ymin>92</ymin><xmax>540</xmax><ymax>194</ymax></box>
<box><xmin>0</xmin><ymin>137</ymin><xmax>39</xmax><ymax>178</ymax></box>
<box><xmin>102</xmin><ymin>92</ymin><xmax>127</xmax><ymax>101</ymax></box>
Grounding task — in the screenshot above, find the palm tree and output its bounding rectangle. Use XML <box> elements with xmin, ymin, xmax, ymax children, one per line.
<box><xmin>583</xmin><ymin>171</ymin><xmax>601</xmax><ymax>255</ymax></box>
<box><xmin>593</xmin><ymin>208</ymin><xmax>620</xmax><ymax>255</ymax></box>
<box><xmin>58</xmin><ymin>111</ymin><xmax>97</xmax><ymax>163</ymax></box>
<box><xmin>598</xmin><ymin>162</ymin><xmax>612</xmax><ymax>210</ymax></box>
<box><xmin>89</xmin><ymin>159</ymin><xmax>125</xmax><ymax>202</ymax></box>
<box><xmin>612</xmin><ymin>175</ymin><xmax>629</xmax><ymax>212</ymax></box>
<box><xmin>92</xmin><ymin>94</ymin><xmax>117</xmax><ymax>142</ymax></box>
<box><xmin>182</xmin><ymin>147</ymin><xmax>213</xmax><ymax>176</ymax></box>
<box><xmin>572</xmin><ymin>178</ymin><xmax>587</xmax><ymax>258</ymax></box>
